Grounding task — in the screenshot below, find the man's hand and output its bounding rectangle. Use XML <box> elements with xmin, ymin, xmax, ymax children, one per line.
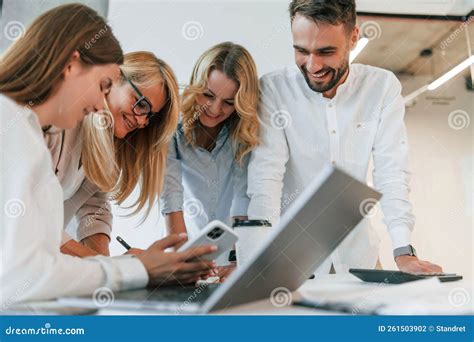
<box><xmin>136</xmin><ymin>233</ymin><xmax>217</xmax><ymax>287</ymax></box>
<box><xmin>395</xmin><ymin>255</ymin><xmax>443</xmax><ymax>274</ymax></box>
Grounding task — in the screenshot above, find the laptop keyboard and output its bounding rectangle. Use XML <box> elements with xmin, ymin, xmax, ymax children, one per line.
<box><xmin>115</xmin><ymin>283</ymin><xmax>220</xmax><ymax>305</ymax></box>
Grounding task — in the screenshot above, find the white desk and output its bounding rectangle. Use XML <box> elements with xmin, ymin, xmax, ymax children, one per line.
<box><xmin>5</xmin><ymin>274</ymin><xmax>472</xmax><ymax>315</ymax></box>
<box><xmin>213</xmin><ymin>274</ymin><xmax>473</xmax><ymax>315</ymax></box>
<box><xmin>98</xmin><ymin>274</ymin><xmax>472</xmax><ymax>315</ymax></box>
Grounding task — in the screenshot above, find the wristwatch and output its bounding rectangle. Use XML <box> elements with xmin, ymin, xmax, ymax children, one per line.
<box><xmin>393</xmin><ymin>245</ymin><xmax>417</xmax><ymax>260</ymax></box>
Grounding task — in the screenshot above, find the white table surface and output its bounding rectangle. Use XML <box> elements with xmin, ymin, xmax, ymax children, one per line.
<box><xmin>98</xmin><ymin>274</ymin><xmax>473</xmax><ymax>315</ymax></box>
<box><xmin>5</xmin><ymin>274</ymin><xmax>472</xmax><ymax>315</ymax></box>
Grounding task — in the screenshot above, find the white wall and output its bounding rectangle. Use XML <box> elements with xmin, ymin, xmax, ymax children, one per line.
<box><xmin>395</xmin><ymin>75</ymin><xmax>472</xmax><ymax>277</ymax></box>
<box><xmin>103</xmin><ymin>1</ymin><xmax>472</xmax><ymax>278</ymax></box>
<box><xmin>107</xmin><ymin>0</ymin><xmax>294</xmax><ymax>85</ymax></box>
<box><xmin>107</xmin><ymin>0</ymin><xmax>294</xmax><ymax>254</ymax></box>
<box><xmin>0</xmin><ymin>0</ymin><xmax>108</xmax><ymax>53</ymax></box>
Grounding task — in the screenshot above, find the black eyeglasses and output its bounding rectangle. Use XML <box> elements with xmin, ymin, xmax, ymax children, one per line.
<box><xmin>121</xmin><ymin>71</ymin><xmax>159</xmax><ymax>119</ymax></box>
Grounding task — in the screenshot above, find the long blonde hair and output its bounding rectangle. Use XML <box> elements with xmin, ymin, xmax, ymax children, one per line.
<box><xmin>181</xmin><ymin>42</ymin><xmax>259</xmax><ymax>164</ymax></box>
<box><xmin>82</xmin><ymin>52</ymin><xmax>180</xmax><ymax>217</ymax></box>
<box><xmin>0</xmin><ymin>3</ymin><xmax>123</xmax><ymax>104</ymax></box>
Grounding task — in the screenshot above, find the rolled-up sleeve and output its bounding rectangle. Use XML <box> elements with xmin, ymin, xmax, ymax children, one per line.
<box><xmin>372</xmin><ymin>73</ymin><xmax>415</xmax><ymax>249</ymax></box>
<box><xmin>230</xmin><ymin>153</ymin><xmax>251</xmax><ymax>217</ymax></box>
<box><xmin>71</xmin><ymin>179</ymin><xmax>113</xmax><ymax>241</ymax></box>
<box><xmin>61</xmin><ymin>231</ymin><xmax>73</xmax><ymax>246</ymax></box>
<box><xmin>160</xmin><ymin>136</ymin><xmax>184</xmax><ymax>215</ymax></box>
<box><xmin>247</xmin><ymin>78</ymin><xmax>290</xmax><ymax>224</ymax></box>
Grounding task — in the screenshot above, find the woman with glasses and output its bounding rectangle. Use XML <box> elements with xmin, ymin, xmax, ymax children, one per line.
<box><xmin>1</xmin><ymin>4</ymin><xmax>214</xmax><ymax>305</ymax></box>
<box><xmin>45</xmin><ymin>51</ymin><xmax>181</xmax><ymax>257</ymax></box>
<box><xmin>160</xmin><ymin>42</ymin><xmax>260</xmax><ymax>273</ymax></box>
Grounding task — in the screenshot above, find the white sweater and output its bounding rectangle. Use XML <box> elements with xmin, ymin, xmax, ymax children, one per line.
<box><xmin>0</xmin><ymin>95</ymin><xmax>148</xmax><ymax>306</ymax></box>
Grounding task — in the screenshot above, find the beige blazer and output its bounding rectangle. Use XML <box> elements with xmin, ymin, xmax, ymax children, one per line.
<box><xmin>44</xmin><ymin>125</ymin><xmax>112</xmax><ymax>245</ymax></box>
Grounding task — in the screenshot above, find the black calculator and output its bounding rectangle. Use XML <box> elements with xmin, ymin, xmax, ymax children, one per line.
<box><xmin>349</xmin><ymin>268</ymin><xmax>463</xmax><ymax>284</ymax></box>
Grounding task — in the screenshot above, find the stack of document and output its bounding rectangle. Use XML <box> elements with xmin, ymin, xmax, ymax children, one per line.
<box><xmin>297</xmin><ymin>275</ymin><xmax>473</xmax><ymax>315</ymax></box>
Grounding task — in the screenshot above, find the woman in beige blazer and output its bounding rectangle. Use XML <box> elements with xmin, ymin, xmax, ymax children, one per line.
<box><xmin>45</xmin><ymin>51</ymin><xmax>180</xmax><ymax>257</ymax></box>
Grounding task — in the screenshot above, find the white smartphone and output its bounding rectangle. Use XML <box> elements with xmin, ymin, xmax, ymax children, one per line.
<box><xmin>177</xmin><ymin>220</ymin><xmax>238</xmax><ymax>261</ymax></box>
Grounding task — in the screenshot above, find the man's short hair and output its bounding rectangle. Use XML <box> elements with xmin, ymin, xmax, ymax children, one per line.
<box><xmin>289</xmin><ymin>0</ymin><xmax>357</xmax><ymax>33</ymax></box>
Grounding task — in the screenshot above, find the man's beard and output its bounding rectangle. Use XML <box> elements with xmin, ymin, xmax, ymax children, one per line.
<box><xmin>299</xmin><ymin>61</ymin><xmax>349</xmax><ymax>93</ymax></box>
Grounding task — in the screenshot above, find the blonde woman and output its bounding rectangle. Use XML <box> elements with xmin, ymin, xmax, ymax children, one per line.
<box><xmin>47</xmin><ymin>51</ymin><xmax>182</xmax><ymax>257</ymax></box>
<box><xmin>160</xmin><ymin>42</ymin><xmax>259</xmax><ymax>271</ymax></box>
<box><xmin>1</xmin><ymin>4</ymin><xmax>215</xmax><ymax>305</ymax></box>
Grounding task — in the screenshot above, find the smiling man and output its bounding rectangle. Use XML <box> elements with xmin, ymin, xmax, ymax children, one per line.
<box><xmin>247</xmin><ymin>0</ymin><xmax>442</xmax><ymax>274</ymax></box>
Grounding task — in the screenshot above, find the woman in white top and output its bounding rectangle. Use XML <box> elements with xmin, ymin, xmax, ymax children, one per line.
<box><xmin>46</xmin><ymin>51</ymin><xmax>181</xmax><ymax>257</ymax></box>
<box><xmin>0</xmin><ymin>4</ymin><xmax>215</xmax><ymax>305</ymax></box>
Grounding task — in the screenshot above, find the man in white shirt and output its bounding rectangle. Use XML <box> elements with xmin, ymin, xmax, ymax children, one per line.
<box><xmin>247</xmin><ymin>0</ymin><xmax>442</xmax><ymax>274</ymax></box>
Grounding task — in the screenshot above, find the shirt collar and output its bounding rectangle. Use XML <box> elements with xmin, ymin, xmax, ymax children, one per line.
<box><xmin>179</xmin><ymin>117</ymin><xmax>232</xmax><ymax>152</ymax></box>
<box><xmin>301</xmin><ymin>63</ymin><xmax>357</xmax><ymax>103</ymax></box>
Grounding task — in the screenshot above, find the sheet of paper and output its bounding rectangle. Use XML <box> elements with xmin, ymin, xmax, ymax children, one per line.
<box><xmin>299</xmin><ymin>275</ymin><xmax>473</xmax><ymax>314</ymax></box>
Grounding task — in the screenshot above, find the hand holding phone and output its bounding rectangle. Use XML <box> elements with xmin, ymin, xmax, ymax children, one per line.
<box><xmin>177</xmin><ymin>220</ymin><xmax>238</xmax><ymax>261</ymax></box>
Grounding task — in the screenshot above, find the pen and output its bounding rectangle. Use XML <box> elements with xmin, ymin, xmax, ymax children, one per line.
<box><xmin>116</xmin><ymin>236</ymin><xmax>132</xmax><ymax>250</ymax></box>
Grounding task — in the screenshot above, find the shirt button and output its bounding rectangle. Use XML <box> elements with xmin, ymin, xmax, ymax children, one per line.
<box><xmin>331</xmin><ymin>130</ymin><xmax>336</xmax><ymax>134</ymax></box>
<box><xmin>331</xmin><ymin>160</ymin><xmax>336</xmax><ymax>165</ymax></box>
<box><xmin>328</xmin><ymin>103</ymin><xmax>333</xmax><ymax>108</ymax></box>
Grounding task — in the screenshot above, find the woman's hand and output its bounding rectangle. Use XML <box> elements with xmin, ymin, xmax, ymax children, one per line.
<box><xmin>136</xmin><ymin>233</ymin><xmax>217</xmax><ymax>287</ymax></box>
<box><xmin>209</xmin><ymin>264</ymin><xmax>236</xmax><ymax>282</ymax></box>
<box><xmin>124</xmin><ymin>248</ymin><xmax>145</xmax><ymax>256</ymax></box>
<box><xmin>80</xmin><ymin>233</ymin><xmax>110</xmax><ymax>256</ymax></box>
<box><xmin>165</xmin><ymin>211</ymin><xmax>188</xmax><ymax>251</ymax></box>
<box><xmin>61</xmin><ymin>239</ymin><xmax>101</xmax><ymax>257</ymax></box>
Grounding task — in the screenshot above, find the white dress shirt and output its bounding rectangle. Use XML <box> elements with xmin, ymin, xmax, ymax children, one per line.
<box><xmin>0</xmin><ymin>95</ymin><xmax>148</xmax><ymax>306</ymax></box>
<box><xmin>247</xmin><ymin>64</ymin><xmax>415</xmax><ymax>273</ymax></box>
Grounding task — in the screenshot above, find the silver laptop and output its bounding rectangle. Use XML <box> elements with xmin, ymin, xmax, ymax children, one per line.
<box><xmin>60</xmin><ymin>166</ymin><xmax>381</xmax><ymax>313</ymax></box>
